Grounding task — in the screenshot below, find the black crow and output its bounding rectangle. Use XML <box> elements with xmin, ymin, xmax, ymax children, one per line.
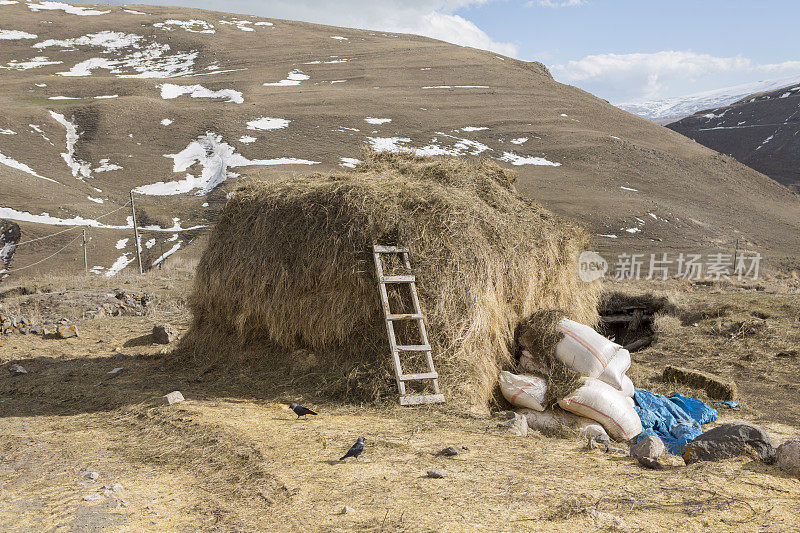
<box><xmin>340</xmin><ymin>437</ymin><xmax>365</xmax><ymax>460</ymax></box>
<box><xmin>289</xmin><ymin>403</ymin><xmax>317</xmax><ymax>419</ymax></box>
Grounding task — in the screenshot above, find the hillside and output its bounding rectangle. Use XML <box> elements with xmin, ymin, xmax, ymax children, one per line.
<box><xmin>617</xmin><ymin>74</ymin><xmax>800</xmax><ymax>124</ymax></box>
<box><xmin>1</xmin><ymin>1</ymin><xmax>799</xmax><ymax>278</ymax></box>
<box><xmin>668</xmin><ymin>83</ymin><xmax>800</xmax><ymax>193</ymax></box>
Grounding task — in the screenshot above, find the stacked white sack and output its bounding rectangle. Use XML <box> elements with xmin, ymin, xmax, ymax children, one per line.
<box><xmin>555</xmin><ymin>319</ymin><xmax>620</xmax><ymax>378</ymax></box>
<box><xmin>599</xmin><ymin>348</ymin><xmax>634</xmax><ymax>397</ymax></box>
<box><xmin>499</xmin><ymin>371</ymin><xmax>547</xmax><ymax>411</ymax></box>
<box><xmin>558</xmin><ymin>378</ymin><xmax>642</xmax><ymax>441</ymax></box>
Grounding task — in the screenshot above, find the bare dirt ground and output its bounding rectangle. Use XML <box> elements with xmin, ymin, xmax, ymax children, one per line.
<box><xmin>1</xmin><ymin>269</ymin><xmax>799</xmax><ymax>532</ymax></box>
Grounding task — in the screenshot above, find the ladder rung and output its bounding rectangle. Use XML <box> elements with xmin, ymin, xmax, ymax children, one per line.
<box><xmin>396</xmin><ymin>344</ymin><xmax>431</xmax><ymax>352</ymax></box>
<box><xmin>373</xmin><ymin>245</ymin><xmax>409</xmax><ymax>253</ymax></box>
<box><xmin>399</xmin><ymin>394</ymin><xmax>446</xmax><ymax>406</ymax></box>
<box><xmin>387</xmin><ymin>313</ymin><xmax>424</xmax><ymax>320</ymax></box>
<box><xmin>381</xmin><ymin>275</ymin><xmax>415</xmax><ymax>283</ymax></box>
<box><xmin>400</xmin><ymin>372</ymin><xmax>438</xmax><ymax>381</ymax></box>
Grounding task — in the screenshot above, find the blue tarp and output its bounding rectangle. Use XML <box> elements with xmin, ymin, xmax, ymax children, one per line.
<box><xmin>633</xmin><ymin>389</ymin><xmax>718</xmax><ymax>455</ymax></box>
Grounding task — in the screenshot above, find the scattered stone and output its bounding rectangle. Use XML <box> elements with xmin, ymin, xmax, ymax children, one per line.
<box><xmin>159</xmin><ymin>391</ymin><xmax>185</xmax><ymax>405</ymax></box>
<box><xmin>683</xmin><ymin>422</ymin><xmax>776</xmax><ymax>464</ymax></box>
<box><xmin>581</xmin><ymin>424</ymin><xmax>610</xmax><ymax>445</ymax></box>
<box><xmin>29</xmin><ymin>324</ymin><xmax>43</xmax><ymax>335</ymax></box>
<box><xmin>152</xmin><ymin>324</ymin><xmax>178</xmax><ymax>344</ymax></box>
<box><xmin>84</xmin><ymin>472</ymin><xmax>99</xmax><ymax>480</ymax></box>
<box><xmin>111</xmin><ymin>483</ymin><xmax>124</xmax><ymax>492</ymax></box>
<box><xmin>776</xmin><ymin>440</ymin><xmax>800</xmax><ymax>477</ymax></box>
<box><xmin>636</xmin><ymin>456</ymin><xmax>664</xmax><ymax>470</ymax></box>
<box><xmin>630</xmin><ymin>436</ymin><xmax>666</xmax><ymax>461</ymax></box>
<box><xmin>426</xmin><ymin>469</ymin><xmax>446</xmax><ymax>479</ymax></box>
<box><xmin>498</xmin><ymin>412</ymin><xmax>528</xmax><ymax>436</ymax></box>
<box><xmin>8</xmin><ymin>364</ymin><xmax>27</xmax><ymax>376</ymax></box>
<box><xmin>106</xmin><ymin>367</ymin><xmax>124</xmax><ymax>376</ymax></box>
<box><xmin>83</xmin><ymin>494</ymin><xmax>102</xmax><ymax>502</ymax></box>
<box><xmin>102</xmin><ymin>489</ymin><xmax>112</xmax><ymax>498</ymax></box>
<box><xmin>340</xmin><ymin>506</ymin><xmax>355</xmax><ymax>514</ymax></box>
<box><xmin>56</xmin><ymin>325</ymin><xmax>79</xmax><ymax>339</ymax></box>
<box><xmin>437</xmin><ymin>446</ymin><xmax>460</xmax><ymax>457</ymax></box>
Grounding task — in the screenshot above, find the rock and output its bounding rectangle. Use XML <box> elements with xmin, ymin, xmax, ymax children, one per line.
<box><xmin>56</xmin><ymin>325</ymin><xmax>78</xmax><ymax>339</ymax></box>
<box><xmin>630</xmin><ymin>436</ymin><xmax>666</xmax><ymax>461</ymax></box>
<box><xmin>29</xmin><ymin>324</ymin><xmax>43</xmax><ymax>335</ymax></box>
<box><xmin>637</xmin><ymin>456</ymin><xmax>664</xmax><ymax>470</ymax></box>
<box><xmin>8</xmin><ymin>364</ymin><xmax>27</xmax><ymax>376</ymax></box>
<box><xmin>437</xmin><ymin>446</ymin><xmax>460</xmax><ymax>457</ymax></box>
<box><xmin>102</xmin><ymin>489</ymin><xmax>112</xmax><ymax>498</ymax></box>
<box><xmin>159</xmin><ymin>391</ymin><xmax>185</xmax><ymax>405</ymax></box>
<box><xmin>683</xmin><ymin>422</ymin><xmax>776</xmax><ymax>465</ymax></box>
<box><xmin>776</xmin><ymin>440</ymin><xmax>800</xmax><ymax>477</ymax></box>
<box><xmin>498</xmin><ymin>413</ymin><xmax>528</xmax><ymax>436</ymax></box>
<box><xmin>83</xmin><ymin>494</ymin><xmax>102</xmax><ymax>501</ymax></box>
<box><xmin>84</xmin><ymin>471</ymin><xmax>99</xmax><ymax>480</ymax></box>
<box><xmin>152</xmin><ymin>324</ymin><xmax>178</xmax><ymax>344</ymax></box>
<box><xmin>107</xmin><ymin>367</ymin><xmax>124</xmax><ymax>376</ymax></box>
<box><xmin>581</xmin><ymin>424</ymin><xmax>610</xmax><ymax>445</ymax></box>
<box><xmin>426</xmin><ymin>469</ymin><xmax>446</xmax><ymax>478</ymax></box>
<box><xmin>111</xmin><ymin>483</ymin><xmax>124</xmax><ymax>492</ymax></box>
<box><xmin>340</xmin><ymin>506</ymin><xmax>355</xmax><ymax>514</ymax></box>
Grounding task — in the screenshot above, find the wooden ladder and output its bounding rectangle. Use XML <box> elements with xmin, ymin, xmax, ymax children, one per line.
<box><xmin>372</xmin><ymin>245</ymin><xmax>445</xmax><ymax>406</ymax></box>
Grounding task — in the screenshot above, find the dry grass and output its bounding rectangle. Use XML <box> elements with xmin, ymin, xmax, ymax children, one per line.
<box><xmin>182</xmin><ymin>151</ymin><xmax>601</xmax><ymax>407</ymax></box>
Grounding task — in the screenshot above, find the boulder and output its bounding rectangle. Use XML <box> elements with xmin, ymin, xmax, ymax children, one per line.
<box><xmin>498</xmin><ymin>413</ymin><xmax>528</xmax><ymax>436</ymax></box>
<box><xmin>437</xmin><ymin>446</ymin><xmax>460</xmax><ymax>457</ymax></box>
<box><xmin>426</xmin><ymin>469</ymin><xmax>446</xmax><ymax>478</ymax></box>
<box><xmin>159</xmin><ymin>391</ymin><xmax>185</xmax><ymax>405</ymax></box>
<box><xmin>152</xmin><ymin>324</ymin><xmax>178</xmax><ymax>344</ymax></box>
<box><xmin>630</xmin><ymin>436</ymin><xmax>666</xmax><ymax>461</ymax></box>
<box><xmin>776</xmin><ymin>440</ymin><xmax>800</xmax><ymax>477</ymax></box>
<box><xmin>57</xmin><ymin>325</ymin><xmax>79</xmax><ymax>339</ymax></box>
<box><xmin>683</xmin><ymin>422</ymin><xmax>776</xmax><ymax>465</ymax></box>
<box><xmin>8</xmin><ymin>363</ymin><xmax>27</xmax><ymax>376</ymax></box>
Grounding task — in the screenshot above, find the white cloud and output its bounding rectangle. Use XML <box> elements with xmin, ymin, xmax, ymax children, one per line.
<box><xmin>532</xmin><ymin>0</ymin><xmax>585</xmax><ymax>6</ymax></box>
<box><xmin>95</xmin><ymin>0</ymin><xmax>517</xmax><ymax>56</ymax></box>
<box><xmin>551</xmin><ymin>50</ymin><xmax>800</xmax><ymax>102</ymax></box>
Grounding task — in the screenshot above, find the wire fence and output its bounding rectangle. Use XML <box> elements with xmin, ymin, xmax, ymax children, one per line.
<box><xmin>2</xmin><ymin>195</ymin><xmax>208</xmax><ymax>277</ymax></box>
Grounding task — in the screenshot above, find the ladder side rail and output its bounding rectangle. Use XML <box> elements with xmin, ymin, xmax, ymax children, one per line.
<box><xmin>373</xmin><ymin>250</ymin><xmax>406</xmax><ymax>396</ymax></box>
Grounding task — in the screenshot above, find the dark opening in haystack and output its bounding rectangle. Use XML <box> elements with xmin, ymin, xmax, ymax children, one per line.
<box><xmin>181</xmin><ymin>150</ymin><xmax>601</xmax><ymax>407</ymax></box>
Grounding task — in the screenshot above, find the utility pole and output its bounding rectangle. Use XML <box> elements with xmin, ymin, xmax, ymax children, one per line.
<box><xmin>130</xmin><ymin>190</ymin><xmax>143</xmax><ymax>274</ymax></box>
<box><xmin>82</xmin><ymin>229</ymin><xmax>88</xmax><ymax>273</ymax></box>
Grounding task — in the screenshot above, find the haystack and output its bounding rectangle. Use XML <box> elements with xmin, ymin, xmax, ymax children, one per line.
<box><xmin>182</xmin><ymin>150</ymin><xmax>601</xmax><ymax>407</ymax></box>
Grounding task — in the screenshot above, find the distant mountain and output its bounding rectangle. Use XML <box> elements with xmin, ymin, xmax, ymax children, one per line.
<box><xmin>617</xmin><ymin>75</ymin><xmax>800</xmax><ymax>123</ymax></box>
<box><xmin>667</xmin><ymin>83</ymin><xmax>800</xmax><ymax>192</ymax></box>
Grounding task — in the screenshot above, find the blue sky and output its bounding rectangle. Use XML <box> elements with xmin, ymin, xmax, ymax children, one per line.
<box><xmin>88</xmin><ymin>0</ymin><xmax>800</xmax><ymax>103</ymax></box>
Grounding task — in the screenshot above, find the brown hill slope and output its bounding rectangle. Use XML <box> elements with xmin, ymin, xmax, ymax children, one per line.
<box><xmin>668</xmin><ymin>83</ymin><xmax>800</xmax><ymax>193</ymax></box>
<box><xmin>1</xmin><ymin>1</ymin><xmax>798</xmax><ymax>278</ymax></box>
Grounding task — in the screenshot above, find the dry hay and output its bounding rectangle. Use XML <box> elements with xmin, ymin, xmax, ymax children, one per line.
<box><xmin>181</xmin><ymin>150</ymin><xmax>601</xmax><ymax>407</ymax></box>
<box><xmin>662</xmin><ymin>365</ymin><xmax>737</xmax><ymax>401</ymax></box>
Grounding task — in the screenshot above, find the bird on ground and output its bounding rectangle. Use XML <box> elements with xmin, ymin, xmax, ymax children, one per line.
<box><xmin>289</xmin><ymin>403</ymin><xmax>317</xmax><ymax>419</ymax></box>
<box><xmin>340</xmin><ymin>437</ymin><xmax>365</xmax><ymax>460</ymax></box>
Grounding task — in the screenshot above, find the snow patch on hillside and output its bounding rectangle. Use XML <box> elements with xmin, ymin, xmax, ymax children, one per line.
<box><xmin>154</xmin><ymin>19</ymin><xmax>215</xmax><ymax>33</ymax></box>
<box><xmin>27</xmin><ymin>1</ymin><xmax>109</xmax><ymax>15</ymax></box>
<box><xmin>340</xmin><ymin>157</ymin><xmax>360</xmax><ymax>168</ymax></box>
<box><xmin>498</xmin><ymin>152</ymin><xmax>560</xmax><ymax>166</ymax></box>
<box><xmin>263</xmin><ymin>70</ymin><xmax>309</xmax><ymax>87</ymax></box>
<box><xmin>0</xmin><ymin>151</ymin><xmax>60</xmax><ymax>183</ymax></box>
<box><xmin>49</xmin><ymin>110</ymin><xmax>91</xmax><ymax>179</ymax></box>
<box><xmin>159</xmin><ymin>83</ymin><xmax>243</xmax><ymax>104</ymax></box>
<box><xmin>134</xmin><ymin>132</ymin><xmax>319</xmax><ymax>195</ymax></box>
<box><xmin>0</xmin><ymin>29</ymin><xmax>37</xmax><ymax>39</ymax></box>
<box><xmin>246</xmin><ymin>117</ymin><xmax>289</xmax><ymax>130</ymax></box>
<box><xmin>0</xmin><ymin>56</ymin><xmax>61</xmax><ymax>70</ymax></box>
<box><xmin>0</xmin><ymin>129</ymin><xmax>15</xmax><ymax>135</ymax></box>
<box><xmin>218</xmin><ymin>19</ymin><xmax>254</xmax><ymax>31</ymax></box>
<box><xmin>365</xmin><ymin>117</ymin><xmax>391</xmax><ymax>125</ymax></box>
<box><xmin>0</xmin><ymin>206</ymin><xmax>204</xmax><ymax>231</ymax></box>
<box><xmin>510</xmin><ymin>137</ymin><xmax>528</xmax><ymax>145</ymax></box>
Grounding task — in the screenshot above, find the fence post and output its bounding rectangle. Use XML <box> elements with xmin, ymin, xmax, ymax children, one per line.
<box><xmin>130</xmin><ymin>190</ymin><xmax>143</xmax><ymax>274</ymax></box>
<box><xmin>82</xmin><ymin>229</ymin><xmax>88</xmax><ymax>273</ymax></box>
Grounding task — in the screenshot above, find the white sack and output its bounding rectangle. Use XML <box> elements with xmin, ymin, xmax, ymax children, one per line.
<box><xmin>598</xmin><ymin>348</ymin><xmax>632</xmax><ymax>393</ymax></box>
<box><xmin>554</xmin><ymin>318</ymin><xmax>620</xmax><ymax>378</ymax></box>
<box><xmin>518</xmin><ymin>349</ymin><xmax>549</xmax><ymax>376</ymax></box>
<box><xmin>499</xmin><ymin>371</ymin><xmax>547</xmax><ymax>411</ymax></box>
<box><xmin>558</xmin><ymin>377</ymin><xmax>642</xmax><ymax>442</ymax></box>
